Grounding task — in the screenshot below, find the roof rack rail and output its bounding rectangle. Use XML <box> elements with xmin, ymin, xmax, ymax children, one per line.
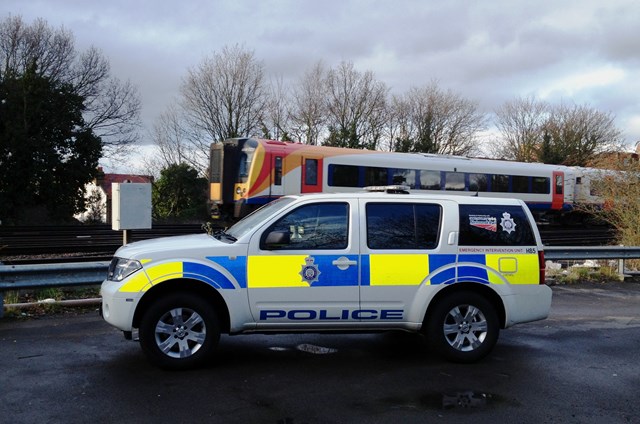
<box><xmin>363</xmin><ymin>185</ymin><xmax>410</xmax><ymax>194</ymax></box>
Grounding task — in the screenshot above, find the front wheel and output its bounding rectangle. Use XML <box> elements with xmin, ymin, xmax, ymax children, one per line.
<box><xmin>139</xmin><ymin>293</ymin><xmax>220</xmax><ymax>370</ymax></box>
<box><xmin>426</xmin><ymin>291</ymin><xmax>499</xmax><ymax>363</ymax></box>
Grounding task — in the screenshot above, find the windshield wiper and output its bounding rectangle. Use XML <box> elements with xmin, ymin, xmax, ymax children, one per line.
<box><xmin>212</xmin><ymin>229</ymin><xmax>237</xmax><ymax>242</ymax></box>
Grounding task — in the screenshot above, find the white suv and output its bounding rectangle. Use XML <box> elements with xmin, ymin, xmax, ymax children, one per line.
<box><xmin>101</xmin><ymin>188</ymin><xmax>552</xmax><ymax>369</ymax></box>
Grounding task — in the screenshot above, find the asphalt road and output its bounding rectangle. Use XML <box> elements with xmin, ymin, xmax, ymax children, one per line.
<box><xmin>1</xmin><ymin>282</ymin><xmax>639</xmax><ymax>424</ymax></box>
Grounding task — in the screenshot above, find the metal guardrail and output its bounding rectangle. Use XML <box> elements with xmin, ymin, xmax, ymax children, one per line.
<box><xmin>0</xmin><ymin>261</ymin><xmax>109</xmax><ymax>318</ymax></box>
<box><xmin>2</xmin><ymin>246</ymin><xmax>640</xmax><ymax>318</ymax></box>
<box><xmin>544</xmin><ymin>246</ymin><xmax>640</xmax><ymax>260</ymax></box>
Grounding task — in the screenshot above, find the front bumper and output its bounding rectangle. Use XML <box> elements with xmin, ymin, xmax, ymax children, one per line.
<box><xmin>100</xmin><ymin>279</ymin><xmax>142</xmax><ymax>332</ymax></box>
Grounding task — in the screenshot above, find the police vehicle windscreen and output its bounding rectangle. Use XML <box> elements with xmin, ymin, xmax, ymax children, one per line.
<box><xmin>227</xmin><ymin>197</ymin><xmax>295</xmax><ymax>239</ymax></box>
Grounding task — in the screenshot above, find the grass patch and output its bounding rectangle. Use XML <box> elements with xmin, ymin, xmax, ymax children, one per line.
<box><xmin>547</xmin><ymin>262</ymin><xmax>623</xmax><ymax>285</ymax></box>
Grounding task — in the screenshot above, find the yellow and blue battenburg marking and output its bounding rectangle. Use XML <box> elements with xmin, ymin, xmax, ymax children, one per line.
<box><xmin>247</xmin><ymin>255</ymin><xmax>359</xmax><ymax>288</ymax></box>
<box><xmin>118</xmin><ymin>251</ymin><xmax>539</xmax><ymax>293</ymax></box>
<box><xmin>361</xmin><ymin>254</ymin><xmax>456</xmax><ymax>286</ymax></box>
<box><xmin>118</xmin><ymin>257</ymin><xmax>247</xmax><ymax>293</ymax></box>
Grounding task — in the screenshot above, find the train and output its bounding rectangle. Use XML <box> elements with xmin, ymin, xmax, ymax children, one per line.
<box><xmin>208</xmin><ymin>137</ymin><xmax>602</xmax><ymax>222</ymax></box>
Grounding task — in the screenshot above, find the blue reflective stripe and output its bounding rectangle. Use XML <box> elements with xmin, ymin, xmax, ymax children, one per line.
<box><xmin>429</xmin><ymin>254</ymin><xmax>456</xmax><ymax>285</ymax></box>
<box><xmin>360</xmin><ymin>255</ymin><xmax>371</xmax><ymax>286</ymax></box>
<box><xmin>457</xmin><ymin>254</ymin><xmax>489</xmax><ymax>284</ymax></box>
<box><xmin>207</xmin><ymin>256</ymin><xmax>247</xmax><ymax>288</ymax></box>
<box><xmin>183</xmin><ymin>262</ymin><xmax>235</xmax><ymax>289</ymax></box>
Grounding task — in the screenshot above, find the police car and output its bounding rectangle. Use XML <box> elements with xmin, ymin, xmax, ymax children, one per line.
<box><xmin>101</xmin><ymin>187</ymin><xmax>552</xmax><ymax>369</ymax></box>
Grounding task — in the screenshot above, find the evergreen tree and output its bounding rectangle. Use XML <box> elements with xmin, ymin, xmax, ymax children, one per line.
<box><xmin>152</xmin><ymin>163</ymin><xmax>208</xmax><ymax>222</ymax></box>
<box><xmin>0</xmin><ymin>65</ymin><xmax>101</xmax><ymax>223</ymax></box>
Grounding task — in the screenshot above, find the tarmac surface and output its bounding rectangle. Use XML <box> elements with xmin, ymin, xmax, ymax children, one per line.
<box><xmin>1</xmin><ymin>282</ymin><xmax>639</xmax><ymax>424</ymax></box>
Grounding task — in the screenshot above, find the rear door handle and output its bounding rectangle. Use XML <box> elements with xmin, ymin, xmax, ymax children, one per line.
<box><xmin>332</xmin><ymin>256</ymin><xmax>357</xmax><ymax>270</ymax></box>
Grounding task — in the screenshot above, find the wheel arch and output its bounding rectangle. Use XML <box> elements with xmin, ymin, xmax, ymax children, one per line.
<box><xmin>422</xmin><ymin>282</ymin><xmax>506</xmax><ymax>329</ymax></box>
<box><xmin>132</xmin><ymin>278</ymin><xmax>231</xmax><ymax>333</ymax></box>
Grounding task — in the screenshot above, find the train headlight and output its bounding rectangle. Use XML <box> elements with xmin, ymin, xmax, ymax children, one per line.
<box><xmin>107</xmin><ymin>257</ymin><xmax>142</xmax><ymax>282</ymax></box>
<box><xmin>236</xmin><ymin>187</ymin><xmax>242</xmax><ymax>195</ymax></box>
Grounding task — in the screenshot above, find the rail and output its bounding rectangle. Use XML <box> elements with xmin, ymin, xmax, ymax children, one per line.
<box><xmin>2</xmin><ymin>246</ymin><xmax>640</xmax><ymax>318</ymax></box>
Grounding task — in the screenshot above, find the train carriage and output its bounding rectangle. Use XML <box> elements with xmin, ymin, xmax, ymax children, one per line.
<box><xmin>209</xmin><ymin>138</ymin><xmax>597</xmax><ymax>221</ymax></box>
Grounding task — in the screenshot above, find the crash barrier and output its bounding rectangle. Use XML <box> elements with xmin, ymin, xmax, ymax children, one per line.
<box><xmin>2</xmin><ymin>246</ymin><xmax>640</xmax><ymax>318</ymax></box>
<box><xmin>0</xmin><ymin>261</ymin><xmax>109</xmax><ymax>318</ymax></box>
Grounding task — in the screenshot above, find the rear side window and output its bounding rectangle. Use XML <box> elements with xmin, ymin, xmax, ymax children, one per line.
<box><xmin>459</xmin><ymin>205</ymin><xmax>535</xmax><ymax>246</ymax></box>
<box><xmin>366</xmin><ymin>203</ymin><xmax>441</xmax><ymax>249</ymax></box>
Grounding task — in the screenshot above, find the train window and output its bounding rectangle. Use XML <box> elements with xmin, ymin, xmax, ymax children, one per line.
<box><xmin>305</xmin><ymin>159</ymin><xmax>318</xmax><ymax>185</ymax></box>
<box><xmin>330</xmin><ymin>165</ymin><xmax>360</xmax><ymax>187</ymax></box>
<box><xmin>365</xmin><ymin>167</ymin><xmax>388</xmax><ymax>186</ymax></box>
<box><xmin>366</xmin><ymin>203</ymin><xmax>441</xmax><ymax>249</ymax></box>
<box><xmin>469</xmin><ymin>173</ymin><xmax>488</xmax><ymax>192</ymax></box>
<box><xmin>491</xmin><ymin>175</ymin><xmax>509</xmax><ymax>192</ymax></box>
<box><xmin>274</xmin><ymin>156</ymin><xmax>283</xmax><ymax>186</ymax></box>
<box><xmin>555</xmin><ymin>175</ymin><xmax>563</xmax><ymax>195</ymax></box>
<box><xmin>445</xmin><ymin>172</ymin><xmax>465</xmax><ymax>191</ymax></box>
<box><xmin>238</xmin><ymin>141</ymin><xmax>257</xmax><ymax>182</ymax></box>
<box><xmin>392</xmin><ymin>169</ymin><xmax>416</xmax><ymax>188</ymax></box>
<box><xmin>512</xmin><ymin>176</ymin><xmax>529</xmax><ymax>193</ymax></box>
<box><xmin>419</xmin><ymin>170</ymin><xmax>441</xmax><ymax>190</ymax></box>
<box><xmin>532</xmin><ymin>177</ymin><xmax>549</xmax><ymax>194</ymax></box>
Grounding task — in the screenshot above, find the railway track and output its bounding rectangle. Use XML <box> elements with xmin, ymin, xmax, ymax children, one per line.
<box><xmin>0</xmin><ymin>224</ymin><xmax>213</xmax><ymax>263</ymax></box>
<box><xmin>0</xmin><ymin>224</ymin><xmax>616</xmax><ymax>265</ymax></box>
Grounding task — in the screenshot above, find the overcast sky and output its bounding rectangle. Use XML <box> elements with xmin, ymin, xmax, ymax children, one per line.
<box><xmin>3</xmin><ymin>0</ymin><xmax>640</xmax><ymax>171</ymax></box>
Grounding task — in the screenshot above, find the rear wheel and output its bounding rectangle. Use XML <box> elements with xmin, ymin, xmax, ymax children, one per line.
<box><xmin>426</xmin><ymin>291</ymin><xmax>499</xmax><ymax>363</ymax></box>
<box><xmin>139</xmin><ymin>293</ymin><xmax>220</xmax><ymax>370</ymax></box>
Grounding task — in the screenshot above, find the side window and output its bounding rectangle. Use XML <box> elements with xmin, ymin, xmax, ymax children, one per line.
<box><xmin>260</xmin><ymin>202</ymin><xmax>349</xmax><ymax>250</ymax></box>
<box><xmin>330</xmin><ymin>165</ymin><xmax>359</xmax><ymax>187</ymax></box>
<box><xmin>445</xmin><ymin>172</ymin><xmax>465</xmax><ymax>191</ymax></box>
<box><xmin>305</xmin><ymin>159</ymin><xmax>318</xmax><ymax>186</ymax></box>
<box><xmin>532</xmin><ymin>177</ymin><xmax>549</xmax><ymax>194</ymax></box>
<box><xmin>365</xmin><ymin>167</ymin><xmax>388</xmax><ymax>186</ymax></box>
<box><xmin>392</xmin><ymin>169</ymin><xmax>416</xmax><ymax>188</ymax></box>
<box><xmin>367</xmin><ymin>203</ymin><xmax>441</xmax><ymax>249</ymax></box>
<box><xmin>491</xmin><ymin>175</ymin><xmax>509</xmax><ymax>192</ymax></box>
<box><xmin>555</xmin><ymin>175</ymin><xmax>563</xmax><ymax>195</ymax></box>
<box><xmin>274</xmin><ymin>156</ymin><xmax>283</xmax><ymax>186</ymax></box>
<box><xmin>512</xmin><ymin>176</ymin><xmax>529</xmax><ymax>193</ymax></box>
<box><xmin>419</xmin><ymin>170</ymin><xmax>441</xmax><ymax>190</ymax></box>
<box><xmin>459</xmin><ymin>205</ymin><xmax>535</xmax><ymax>246</ymax></box>
<box><xmin>469</xmin><ymin>173</ymin><xmax>488</xmax><ymax>192</ymax></box>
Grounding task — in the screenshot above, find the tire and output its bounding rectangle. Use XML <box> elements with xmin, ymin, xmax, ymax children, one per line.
<box><xmin>139</xmin><ymin>293</ymin><xmax>220</xmax><ymax>370</ymax></box>
<box><xmin>426</xmin><ymin>291</ymin><xmax>499</xmax><ymax>363</ymax></box>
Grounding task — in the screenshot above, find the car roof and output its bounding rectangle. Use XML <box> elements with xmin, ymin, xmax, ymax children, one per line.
<box><xmin>285</xmin><ymin>190</ymin><xmax>525</xmax><ymax>206</ymax></box>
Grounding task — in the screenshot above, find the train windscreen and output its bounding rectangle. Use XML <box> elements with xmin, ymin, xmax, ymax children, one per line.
<box><xmin>237</xmin><ymin>139</ymin><xmax>258</xmax><ymax>183</ymax></box>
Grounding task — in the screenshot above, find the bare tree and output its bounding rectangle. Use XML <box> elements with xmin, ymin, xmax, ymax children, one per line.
<box><xmin>323</xmin><ymin>61</ymin><xmax>388</xmax><ymax>150</ymax></box>
<box><xmin>392</xmin><ymin>82</ymin><xmax>485</xmax><ymax>156</ymax></box>
<box><xmin>289</xmin><ymin>61</ymin><xmax>327</xmax><ymax>145</ymax></box>
<box><xmin>0</xmin><ymin>15</ymin><xmax>141</xmax><ymax>157</ymax></box>
<box><xmin>542</xmin><ymin>103</ymin><xmax>624</xmax><ymax>166</ymax></box>
<box><xmin>493</xmin><ymin>96</ymin><xmax>549</xmax><ymax>161</ymax></box>
<box><xmin>263</xmin><ymin>74</ymin><xmax>291</xmax><ymax>140</ymax></box>
<box><xmin>181</xmin><ymin>44</ymin><xmax>267</xmax><ymax>144</ymax></box>
<box><xmin>149</xmin><ymin>104</ymin><xmax>207</xmax><ymax>175</ymax></box>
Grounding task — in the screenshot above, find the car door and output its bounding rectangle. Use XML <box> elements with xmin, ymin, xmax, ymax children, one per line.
<box><xmin>358</xmin><ymin>199</ymin><xmax>458</xmax><ymax>326</ymax></box>
<box><xmin>247</xmin><ymin>198</ymin><xmax>360</xmax><ymax>329</ymax></box>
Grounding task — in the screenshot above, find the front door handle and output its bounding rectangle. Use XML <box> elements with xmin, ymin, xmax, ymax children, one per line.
<box><xmin>332</xmin><ymin>256</ymin><xmax>357</xmax><ymax>270</ymax></box>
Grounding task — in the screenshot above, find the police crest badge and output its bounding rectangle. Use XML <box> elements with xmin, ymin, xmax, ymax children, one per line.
<box><xmin>300</xmin><ymin>256</ymin><xmax>321</xmax><ymax>285</ymax></box>
<box><xmin>500</xmin><ymin>212</ymin><xmax>517</xmax><ymax>234</ymax></box>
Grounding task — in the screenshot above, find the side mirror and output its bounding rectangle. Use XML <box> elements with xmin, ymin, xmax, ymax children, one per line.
<box><xmin>263</xmin><ymin>230</ymin><xmax>290</xmax><ymax>249</ymax></box>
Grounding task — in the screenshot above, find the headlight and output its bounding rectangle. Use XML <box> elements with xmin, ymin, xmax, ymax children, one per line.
<box><xmin>107</xmin><ymin>257</ymin><xmax>142</xmax><ymax>281</ymax></box>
